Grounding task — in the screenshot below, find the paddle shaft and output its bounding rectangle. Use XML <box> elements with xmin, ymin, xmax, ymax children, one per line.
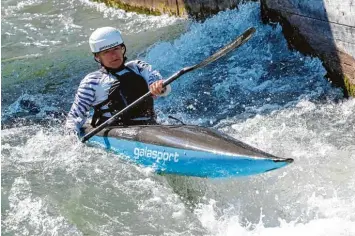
<box><xmin>81</xmin><ymin>67</ymin><xmax>194</xmax><ymax>142</ymax></box>
<box><xmin>81</xmin><ymin>27</ymin><xmax>256</xmax><ymax>143</ymax></box>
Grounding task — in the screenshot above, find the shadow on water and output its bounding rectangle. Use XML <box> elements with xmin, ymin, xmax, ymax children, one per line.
<box><xmin>180</xmin><ymin>0</ymin><xmax>254</xmax><ymax>19</ymax></box>
<box><xmin>159</xmin><ymin>173</ymin><xmax>210</xmax><ymax>209</ymax></box>
<box><xmin>260</xmin><ymin>0</ymin><xmax>354</xmax><ymax>97</ymax></box>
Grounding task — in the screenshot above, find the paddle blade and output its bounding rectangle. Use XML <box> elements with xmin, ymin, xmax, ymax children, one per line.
<box><xmin>163</xmin><ymin>27</ymin><xmax>256</xmax><ymax>87</ymax></box>
<box><xmin>195</xmin><ymin>27</ymin><xmax>256</xmax><ymax>69</ymax></box>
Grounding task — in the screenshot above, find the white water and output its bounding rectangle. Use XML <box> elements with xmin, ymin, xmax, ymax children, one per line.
<box><xmin>2</xmin><ymin>0</ymin><xmax>355</xmax><ymax>235</ymax></box>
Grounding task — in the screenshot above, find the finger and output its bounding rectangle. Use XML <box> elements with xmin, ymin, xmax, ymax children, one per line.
<box><xmin>150</xmin><ymin>83</ymin><xmax>159</xmax><ymax>96</ymax></box>
<box><xmin>157</xmin><ymin>80</ymin><xmax>164</xmax><ymax>93</ymax></box>
<box><xmin>155</xmin><ymin>81</ymin><xmax>162</xmax><ymax>93</ymax></box>
<box><xmin>150</xmin><ymin>80</ymin><xmax>164</xmax><ymax>95</ymax></box>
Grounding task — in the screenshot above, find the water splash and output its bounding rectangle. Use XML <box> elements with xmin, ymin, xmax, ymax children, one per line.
<box><xmin>144</xmin><ymin>3</ymin><xmax>343</xmax><ymax>125</ymax></box>
<box><xmin>2</xmin><ymin>177</ymin><xmax>82</xmax><ymax>235</ymax></box>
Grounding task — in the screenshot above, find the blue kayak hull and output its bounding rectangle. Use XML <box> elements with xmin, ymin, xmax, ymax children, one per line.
<box><xmin>83</xmin><ymin>125</ymin><xmax>293</xmax><ymax>178</ymax></box>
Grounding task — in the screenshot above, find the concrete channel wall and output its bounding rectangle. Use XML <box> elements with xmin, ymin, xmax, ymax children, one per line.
<box><xmin>94</xmin><ymin>0</ymin><xmax>355</xmax><ymax>97</ymax></box>
<box><xmin>94</xmin><ymin>0</ymin><xmax>246</xmax><ymax>18</ymax></box>
<box><xmin>260</xmin><ymin>0</ymin><xmax>355</xmax><ymax>97</ymax></box>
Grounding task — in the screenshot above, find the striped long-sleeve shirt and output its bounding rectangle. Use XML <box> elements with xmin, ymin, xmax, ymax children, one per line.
<box><xmin>65</xmin><ymin>60</ymin><xmax>171</xmax><ymax>132</ymax></box>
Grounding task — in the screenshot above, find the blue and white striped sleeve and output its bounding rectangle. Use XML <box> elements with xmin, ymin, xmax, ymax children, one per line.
<box><xmin>128</xmin><ymin>60</ymin><xmax>171</xmax><ymax>96</ymax></box>
<box><xmin>65</xmin><ymin>76</ymin><xmax>97</xmax><ymax>131</ymax></box>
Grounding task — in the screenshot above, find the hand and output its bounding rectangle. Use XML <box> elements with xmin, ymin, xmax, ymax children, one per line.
<box><xmin>149</xmin><ymin>80</ymin><xmax>166</xmax><ymax>96</ymax></box>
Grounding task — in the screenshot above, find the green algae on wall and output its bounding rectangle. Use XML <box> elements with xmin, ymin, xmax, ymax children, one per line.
<box><xmin>90</xmin><ymin>0</ymin><xmax>249</xmax><ymax>18</ymax></box>
<box><xmin>344</xmin><ymin>75</ymin><xmax>355</xmax><ymax>97</ymax></box>
<box><xmin>93</xmin><ymin>0</ymin><xmax>163</xmax><ymax>16</ymax></box>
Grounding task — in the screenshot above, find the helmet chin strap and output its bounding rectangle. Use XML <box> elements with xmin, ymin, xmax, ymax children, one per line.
<box><xmin>94</xmin><ymin>44</ymin><xmax>127</xmax><ymax>73</ymax></box>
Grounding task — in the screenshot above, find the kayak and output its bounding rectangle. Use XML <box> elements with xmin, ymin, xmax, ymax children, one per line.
<box><xmin>81</xmin><ymin>124</ymin><xmax>293</xmax><ymax>178</ymax></box>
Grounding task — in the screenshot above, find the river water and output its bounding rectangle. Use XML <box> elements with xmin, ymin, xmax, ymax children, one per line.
<box><xmin>1</xmin><ymin>0</ymin><xmax>355</xmax><ymax>235</ymax></box>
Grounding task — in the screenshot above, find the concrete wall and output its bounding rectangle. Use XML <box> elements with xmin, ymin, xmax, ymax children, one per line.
<box><xmin>182</xmin><ymin>0</ymin><xmax>246</xmax><ymax>18</ymax></box>
<box><xmin>94</xmin><ymin>0</ymin><xmax>247</xmax><ymax>18</ymax></box>
<box><xmin>260</xmin><ymin>0</ymin><xmax>355</xmax><ymax>97</ymax></box>
<box><xmin>117</xmin><ymin>0</ymin><xmax>187</xmax><ymax>16</ymax></box>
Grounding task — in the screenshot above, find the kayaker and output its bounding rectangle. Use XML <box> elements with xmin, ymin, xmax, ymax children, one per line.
<box><xmin>65</xmin><ymin>26</ymin><xmax>171</xmax><ymax>133</ymax></box>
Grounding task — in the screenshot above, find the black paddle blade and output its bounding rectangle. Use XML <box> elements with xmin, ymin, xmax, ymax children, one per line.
<box><xmin>195</xmin><ymin>27</ymin><xmax>255</xmax><ymax>70</ymax></box>
<box><xmin>163</xmin><ymin>27</ymin><xmax>256</xmax><ymax>86</ymax></box>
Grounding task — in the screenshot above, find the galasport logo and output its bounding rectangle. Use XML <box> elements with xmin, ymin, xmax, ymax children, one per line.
<box><xmin>133</xmin><ymin>147</ymin><xmax>179</xmax><ymax>162</ymax></box>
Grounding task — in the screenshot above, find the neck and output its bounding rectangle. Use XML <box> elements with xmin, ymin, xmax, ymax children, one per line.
<box><xmin>106</xmin><ymin>64</ymin><xmax>125</xmax><ymax>73</ymax></box>
<box><xmin>99</xmin><ymin>56</ymin><xmax>127</xmax><ymax>74</ymax></box>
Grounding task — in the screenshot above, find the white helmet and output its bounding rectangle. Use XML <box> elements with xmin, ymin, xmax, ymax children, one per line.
<box><xmin>89</xmin><ymin>27</ymin><xmax>124</xmax><ymax>53</ymax></box>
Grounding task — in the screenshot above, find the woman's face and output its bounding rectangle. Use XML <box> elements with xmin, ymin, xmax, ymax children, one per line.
<box><xmin>95</xmin><ymin>45</ymin><xmax>125</xmax><ymax>69</ymax></box>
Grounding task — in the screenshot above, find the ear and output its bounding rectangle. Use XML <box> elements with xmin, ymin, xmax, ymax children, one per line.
<box><xmin>94</xmin><ymin>54</ymin><xmax>101</xmax><ymax>63</ymax></box>
<box><xmin>121</xmin><ymin>44</ymin><xmax>126</xmax><ymax>54</ymax></box>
